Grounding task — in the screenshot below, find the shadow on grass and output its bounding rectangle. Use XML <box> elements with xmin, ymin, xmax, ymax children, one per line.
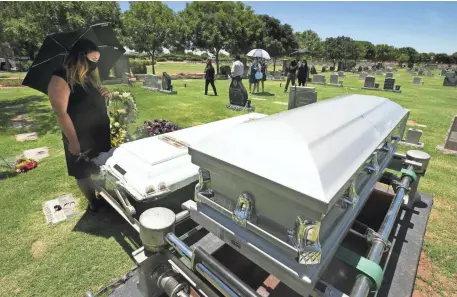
<box><xmin>0</xmin><ymin>170</ymin><xmax>18</xmax><ymax>181</ymax></box>
<box><xmin>72</xmin><ymin>205</ymin><xmax>141</xmax><ymax>259</ymax></box>
<box><xmin>253</xmin><ymin>92</ymin><xmax>275</xmax><ymax>96</ymax></box>
<box><xmin>0</xmin><ymin>95</ymin><xmax>60</xmax><ymax>135</ymax></box>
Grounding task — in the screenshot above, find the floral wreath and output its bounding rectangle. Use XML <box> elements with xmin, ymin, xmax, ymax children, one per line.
<box><xmin>108</xmin><ymin>90</ymin><xmax>139</xmax><ymax>147</ymax></box>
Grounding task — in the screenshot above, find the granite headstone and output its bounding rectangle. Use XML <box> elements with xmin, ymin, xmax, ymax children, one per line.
<box><xmin>288</xmin><ymin>86</ymin><xmax>317</xmax><ymax>110</ymax></box>
<box><xmin>383</xmin><ymin>78</ymin><xmax>395</xmax><ymax>91</ymax></box>
<box><xmin>436</xmin><ymin>116</ymin><xmax>457</xmax><ymax>155</ymax></box>
<box><xmin>413</xmin><ymin>77</ymin><xmax>422</xmax><ymax>85</ymax></box>
<box><xmin>363</xmin><ymin>76</ymin><xmax>375</xmax><ymax>88</ymax></box>
<box><xmin>312</xmin><ymin>74</ymin><xmax>326</xmax><ymax>85</ymax></box>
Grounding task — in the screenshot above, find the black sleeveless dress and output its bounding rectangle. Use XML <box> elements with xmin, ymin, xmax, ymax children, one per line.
<box><xmin>52</xmin><ymin>68</ymin><xmax>111</xmax><ymax>179</ymax></box>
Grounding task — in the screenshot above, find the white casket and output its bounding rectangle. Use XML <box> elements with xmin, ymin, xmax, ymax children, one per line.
<box><xmin>187</xmin><ymin>94</ymin><xmax>408</xmax><ymax>295</ymax></box>
<box><xmin>93</xmin><ymin>112</ymin><xmax>267</xmax><ymax>202</ymax></box>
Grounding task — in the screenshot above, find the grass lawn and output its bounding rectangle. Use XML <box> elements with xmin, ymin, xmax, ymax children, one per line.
<box><xmin>0</xmin><ymin>69</ymin><xmax>456</xmax><ymax>297</ymax></box>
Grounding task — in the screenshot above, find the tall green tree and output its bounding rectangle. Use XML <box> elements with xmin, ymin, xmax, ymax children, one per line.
<box><xmin>451</xmin><ymin>52</ymin><xmax>457</xmax><ymax>64</ymax></box>
<box><xmin>398</xmin><ymin>47</ymin><xmax>418</xmax><ymax>67</ymax></box>
<box><xmin>295</xmin><ymin>30</ymin><xmax>324</xmax><ymax>59</ymax></box>
<box><xmin>1</xmin><ymin>2</ymin><xmax>122</xmax><ymax>61</ymax></box>
<box><xmin>355</xmin><ymin>40</ymin><xmax>376</xmax><ymax>61</ymax></box>
<box><xmin>434</xmin><ymin>53</ymin><xmax>451</xmax><ymax>64</ymax></box>
<box><xmin>375</xmin><ymin>44</ymin><xmax>396</xmax><ymax>62</ymax></box>
<box><xmin>123</xmin><ymin>1</ymin><xmax>176</xmax><ymax>74</ymax></box>
<box><xmin>181</xmin><ymin>1</ymin><xmax>261</xmax><ymax>74</ymax></box>
<box><xmin>323</xmin><ymin>36</ymin><xmax>359</xmax><ymax>67</ymax></box>
<box><xmin>256</xmin><ymin>15</ymin><xmax>297</xmax><ymax>71</ymax></box>
<box><xmin>418</xmin><ymin>53</ymin><xmax>431</xmax><ymax>63</ymax></box>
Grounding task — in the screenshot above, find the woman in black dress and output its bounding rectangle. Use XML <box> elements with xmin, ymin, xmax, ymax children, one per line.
<box><xmin>47</xmin><ymin>39</ymin><xmax>112</xmax><ymax>212</ymax></box>
<box><xmin>297</xmin><ymin>60</ymin><xmax>309</xmax><ymax>86</ymax></box>
<box><xmin>204</xmin><ymin>59</ymin><xmax>217</xmax><ymax>96</ymax></box>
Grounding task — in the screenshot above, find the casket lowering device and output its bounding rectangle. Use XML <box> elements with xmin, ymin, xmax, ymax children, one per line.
<box><xmin>93</xmin><ymin>94</ymin><xmax>432</xmax><ymax>297</ymax></box>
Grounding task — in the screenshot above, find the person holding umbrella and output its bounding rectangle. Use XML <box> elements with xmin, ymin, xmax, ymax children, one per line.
<box><xmin>47</xmin><ymin>39</ymin><xmax>112</xmax><ymax>212</ymax></box>
<box><xmin>22</xmin><ymin>23</ymin><xmax>125</xmax><ymax>213</ymax></box>
<box><xmin>204</xmin><ymin>59</ymin><xmax>217</xmax><ymax>96</ymax></box>
<box><xmin>248</xmin><ymin>59</ymin><xmax>260</xmax><ymax>94</ymax></box>
<box><xmin>259</xmin><ymin>59</ymin><xmax>267</xmax><ymax>93</ymax></box>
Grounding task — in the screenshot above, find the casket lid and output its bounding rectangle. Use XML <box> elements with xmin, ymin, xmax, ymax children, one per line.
<box><xmin>189</xmin><ymin>95</ymin><xmax>408</xmax><ymax>213</ymax></box>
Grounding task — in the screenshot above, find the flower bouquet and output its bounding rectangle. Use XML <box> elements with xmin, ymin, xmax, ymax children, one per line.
<box><xmin>15</xmin><ymin>158</ymin><xmax>38</xmax><ymax>173</ymax></box>
<box><xmin>108</xmin><ymin>90</ymin><xmax>139</xmax><ymax>147</ymax></box>
<box><xmin>136</xmin><ymin>119</ymin><xmax>180</xmax><ymax>139</ymax></box>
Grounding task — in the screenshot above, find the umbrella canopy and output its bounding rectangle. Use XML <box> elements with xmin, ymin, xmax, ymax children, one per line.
<box><xmin>22</xmin><ymin>23</ymin><xmax>125</xmax><ymax>95</ymax></box>
<box><xmin>290</xmin><ymin>48</ymin><xmax>310</xmax><ymax>57</ymax></box>
<box><xmin>246</xmin><ymin>49</ymin><xmax>271</xmax><ymax>60</ymax></box>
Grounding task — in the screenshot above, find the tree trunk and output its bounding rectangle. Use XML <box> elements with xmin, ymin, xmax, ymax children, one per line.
<box><xmin>273</xmin><ymin>57</ymin><xmax>277</xmax><ymax>72</ymax></box>
<box><xmin>215</xmin><ymin>49</ymin><xmax>220</xmax><ymax>75</ymax></box>
<box><xmin>3</xmin><ymin>52</ymin><xmax>11</xmax><ymax>71</ymax></box>
<box><xmin>151</xmin><ymin>52</ymin><xmax>155</xmax><ymax>75</ymax></box>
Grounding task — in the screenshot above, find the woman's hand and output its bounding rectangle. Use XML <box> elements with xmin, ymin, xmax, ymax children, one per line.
<box><xmin>99</xmin><ymin>87</ymin><xmax>112</xmax><ymax>99</ymax></box>
<box><xmin>69</xmin><ymin>140</ymin><xmax>81</xmax><ymax>156</ymax></box>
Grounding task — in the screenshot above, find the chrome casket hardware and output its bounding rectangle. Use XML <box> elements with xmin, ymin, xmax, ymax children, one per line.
<box><xmin>195</xmin><ymin>168</ymin><xmax>214</xmax><ymax>201</ymax></box>
<box><xmin>232</xmin><ymin>192</ymin><xmax>254</xmax><ymax>227</ymax></box>
<box><xmin>288</xmin><ymin>216</ymin><xmax>322</xmax><ymax>265</ymax></box>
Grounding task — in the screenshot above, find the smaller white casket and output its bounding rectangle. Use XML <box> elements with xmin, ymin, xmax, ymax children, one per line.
<box><xmin>188</xmin><ymin>94</ymin><xmax>408</xmax><ymax>295</ymax></box>
<box><xmin>93</xmin><ymin>113</ymin><xmax>266</xmax><ymax>201</ymax></box>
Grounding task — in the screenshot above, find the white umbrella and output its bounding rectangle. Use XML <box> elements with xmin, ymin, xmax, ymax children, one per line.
<box><xmin>246</xmin><ymin>49</ymin><xmax>271</xmax><ymax>60</ymax></box>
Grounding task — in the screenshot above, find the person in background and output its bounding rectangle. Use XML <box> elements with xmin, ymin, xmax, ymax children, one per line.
<box><xmin>259</xmin><ymin>59</ymin><xmax>267</xmax><ymax>93</ymax></box>
<box><xmin>284</xmin><ymin>59</ymin><xmax>298</xmax><ymax>92</ymax></box>
<box><xmin>204</xmin><ymin>59</ymin><xmax>217</xmax><ymax>96</ymax></box>
<box><xmin>297</xmin><ymin>60</ymin><xmax>309</xmax><ymax>87</ymax></box>
<box><xmin>231</xmin><ymin>54</ymin><xmax>244</xmax><ymax>81</ymax></box>
<box><xmin>47</xmin><ymin>39</ymin><xmax>111</xmax><ymax>212</ymax></box>
<box><xmin>249</xmin><ymin>59</ymin><xmax>260</xmax><ymax>93</ymax></box>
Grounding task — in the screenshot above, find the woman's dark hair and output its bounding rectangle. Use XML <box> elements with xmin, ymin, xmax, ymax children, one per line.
<box><xmin>235</xmin><ymin>55</ymin><xmax>241</xmax><ymax>61</ymax></box>
<box><xmin>65</xmin><ymin>39</ymin><xmax>101</xmax><ymax>90</ymax></box>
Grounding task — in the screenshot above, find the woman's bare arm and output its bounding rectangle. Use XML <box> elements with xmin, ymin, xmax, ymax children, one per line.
<box><xmin>47</xmin><ymin>76</ymin><xmax>80</xmax><ymax>152</ymax></box>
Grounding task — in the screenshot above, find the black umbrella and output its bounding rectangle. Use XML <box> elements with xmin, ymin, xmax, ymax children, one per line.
<box><xmin>22</xmin><ymin>23</ymin><xmax>125</xmax><ymax>95</ymax></box>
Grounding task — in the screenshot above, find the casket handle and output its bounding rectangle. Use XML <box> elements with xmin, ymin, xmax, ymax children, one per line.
<box><xmin>287</xmin><ymin>216</ymin><xmax>322</xmax><ymax>265</ymax></box>
<box><xmin>232</xmin><ymin>192</ymin><xmax>254</xmax><ymax>227</ymax></box>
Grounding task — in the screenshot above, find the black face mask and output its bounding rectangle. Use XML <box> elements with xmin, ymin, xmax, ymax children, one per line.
<box><xmin>86</xmin><ymin>57</ymin><xmax>98</xmax><ymax>72</ymax></box>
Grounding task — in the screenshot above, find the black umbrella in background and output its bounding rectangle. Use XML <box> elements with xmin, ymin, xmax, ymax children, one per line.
<box><xmin>22</xmin><ymin>23</ymin><xmax>125</xmax><ymax>95</ymax></box>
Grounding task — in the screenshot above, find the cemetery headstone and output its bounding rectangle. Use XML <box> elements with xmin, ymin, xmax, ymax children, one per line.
<box><xmin>359</xmin><ymin>72</ymin><xmax>368</xmax><ymax>81</ymax></box>
<box><xmin>328</xmin><ymin>74</ymin><xmax>342</xmax><ymax>87</ymax></box>
<box><xmin>142</xmin><ymin>74</ymin><xmax>161</xmax><ymax>90</ymax></box>
<box><xmin>228</xmin><ymin>78</ymin><xmax>253</xmax><ymax>111</ymax></box>
<box><xmin>386</xmin><ymin>72</ymin><xmax>393</xmax><ymax>79</ymax></box>
<box><xmin>113</xmin><ymin>57</ymin><xmax>130</xmax><ymax>79</ymax></box>
<box><xmin>383</xmin><ymin>78</ymin><xmax>395</xmax><ymax>91</ymax></box>
<box><xmin>427</xmin><ymin>70</ymin><xmax>432</xmax><ymax>77</ymax></box>
<box><xmin>418</xmin><ymin>70</ymin><xmax>424</xmax><ymax>76</ymax></box>
<box><xmin>161</xmin><ymin>72</ymin><xmax>178</xmax><ymax>94</ymax></box>
<box><xmin>338</xmin><ymin>71</ymin><xmax>345</xmax><ymax>78</ymax></box>
<box><xmin>441</xmin><ymin>69</ymin><xmax>447</xmax><ymax>76</ymax></box>
<box><xmin>11</xmin><ymin>114</ymin><xmax>35</xmax><ymax>129</ymax></box>
<box><xmin>376</xmin><ymin>70</ymin><xmax>384</xmax><ymax>76</ymax></box>
<box><xmin>436</xmin><ymin>116</ymin><xmax>457</xmax><ymax>155</ymax></box>
<box><xmin>443</xmin><ymin>72</ymin><xmax>457</xmax><ymax>87</ymax></box>
<box><xmin>15</xmin><ymin>132</ymin><xmax>38</xmax><ymax>142</ymax></box>
<box><xmin>374</xmin><ymin>83</ymin><xmax>380</xmax><ymax>89</ymax></box>
<box><xmin>399</xmin><ymin>128</ymin><xmax>424</xmax><ymax>149</ymax></box>
<box><xmin>288</xmin><ymin>86</ymin><xmax>317</xmax><ymax>110</ymax></box>
<box><xmin>312</xmin><ymin>74</ymin><xmax>326</xmax><ymax>85</ymax></box>
<box><xmin>363</xmin><ymin>76</ymin><xmax>376</xmax><ymax>89</ymax></box>
<box><xmin>23</xmin><ymin>147</ymin><xmax>49</xmax><ymax>161</ymax></box>
<box><xmin>412</xmin><ymin>77</ymin><xmax>422</xmax><ymax>85</ymax></box>
<box><xmin>43</xmin><ymin>194</ymin><xmax>80</xmax><ymax>225</ymax></box>
<box><xmin>310</xmin><ymin>66</ymin><xmax>317</xmax><ymax>75</ymax></box>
